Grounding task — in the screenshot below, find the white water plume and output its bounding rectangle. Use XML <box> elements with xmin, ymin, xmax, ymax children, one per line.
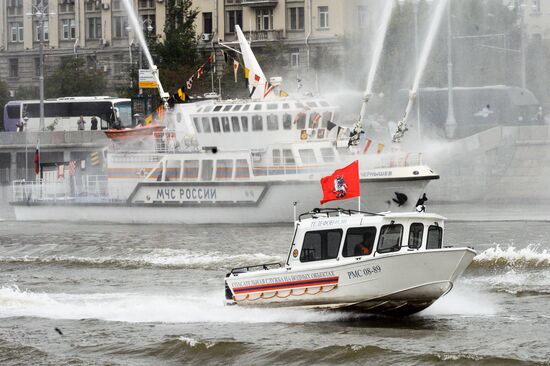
<box><xmin>0</xmin><ymin>285</ymin><xmax>347</xmax><ymax>324</ymax></box>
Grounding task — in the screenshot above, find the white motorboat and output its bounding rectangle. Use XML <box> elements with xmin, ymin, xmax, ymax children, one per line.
<box><xmin>224</xmin><ymin>208</ymin><xmax>475</xmax><ymax>315</ymax></box>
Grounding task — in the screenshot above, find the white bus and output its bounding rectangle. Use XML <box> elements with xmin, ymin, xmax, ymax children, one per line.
<box><xmin>4</xmin><ymin>96</ymin><xmax>132</xmax><ymax>131</ymax></box>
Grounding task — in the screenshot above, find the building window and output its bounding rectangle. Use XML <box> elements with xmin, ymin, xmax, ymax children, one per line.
<box><xmin>10</xmin><ymin>22</ymin><xmax>24</xmax><ymax>43</ymax></box>
<box><xmin>138</xmin><ymin>0</ymin><xmax>154</xmax><ymax>9</ymax></box>
<box><xmin>532</xmin><ymin>0</ymin><xmax>541</xmax><ymax>13</ymax></box>
<box><xmin>9</xmin><ymin>59</ymin><xmax>19</xmax><ymax>78</ymax></box>
<box><xmin>288</xmin><ymin>7</ymin><xmax>304</xmax><ymax>30</ymax></box>
<box><xmin>318</xmin><ymin>6</ymin><xmax>329</xmax><ymax>29</ymax></box>
<box><xmin>58</xmin><ymin>3</ymin><xmax>75</xmax><ymax>14</ymax></box>
<box><xmin>113</xmin><ymin>16</ymin><xmax>129</xmax><ymax>38</ymax></box>
<box><xmin>87</xmin><ymin>17</ymin><xmax>102</xmax><ymax>39</ymax></box>
<box><xmin>34</xmin><ymin>57</ymin><xmax>41</xmax><ymax>77</ymax></box>
<box><xmin>358</xmin><ymin>6</ymin><xmax>368</xmax><ymax>28</ymax></box>
<box><xmin>203</xmin><ymin>12</ymin><xmax>213</xmax><ymax>34</ymax></box>
<box><xmin>256</xmin><ymin>8</ymin><xmax>273</xmax><ymax>30</ymax></box>
<box><xmin>112</xmin><ymin>0</ymin><xmax>121</xmax><ymax>10</ymax></box>
<box><xmin>61</xmin><ymin>19</ymin><xmax>76</xmax><ymax>40</ymax></box>
<box><xmin>86</xmin><ymin>1</ymin><xmax>100</xmax><ymax>11</ymax></box>
<box><xmin>140</xmin><ymin>15</ymin><xmax>155</xmax><ymax>33</ymax></box>
<box><xmin>290</xmin><ymin>49</ymin><xmax>300</xmax><ymax>68</ymax></box>
<box><xmin>34</xmin><ymin>20</ymin><xmax>49</xmax><ymax>42</ymax></box>
<box><xmin>226</xmin><ymin>10</ymin><xmax>242</xmax><ymax>33</ymax></box>
<box><xmin>7</xmin><ymin>0</ymin><xmax>24</xmax><ymax>16</ymax></box>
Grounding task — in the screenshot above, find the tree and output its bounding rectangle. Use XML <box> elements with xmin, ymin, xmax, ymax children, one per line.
<box><xmin>45</xmin><ymin>57</ymin><xmax>107</xmax><ymax>98</ymax></box>
<box><xmin>0</xmin><ymin>80</ymin><xmax>11</xmax><ymax>130</ymax></box>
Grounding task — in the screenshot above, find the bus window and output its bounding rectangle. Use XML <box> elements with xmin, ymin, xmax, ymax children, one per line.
<box><xmin>201</xmin><ymin>160</ymin><xmax>214</xmax><ymax>181</ymax></box>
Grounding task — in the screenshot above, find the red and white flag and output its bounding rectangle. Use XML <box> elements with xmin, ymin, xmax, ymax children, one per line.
<box><xmin>68</xmin><ymin>160</ymin><xmax>77</xmax><ymax>176</ymax></box>
<box><xmin>320</xmin><ymin>161</ymin><xmax>360</xmax><ymax>205</ymax></box>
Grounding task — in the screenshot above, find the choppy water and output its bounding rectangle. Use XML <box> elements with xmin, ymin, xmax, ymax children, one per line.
<box><xmin>1</xmin><ymin>221</ymin><xmax>550</xmax><ymax>365</ymax></box>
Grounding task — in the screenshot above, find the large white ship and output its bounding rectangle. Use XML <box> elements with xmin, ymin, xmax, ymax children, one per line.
<box><xmin>10</xmin><ymin>26</ymin><xmax>439</xmax><ymax>224</ymax></box>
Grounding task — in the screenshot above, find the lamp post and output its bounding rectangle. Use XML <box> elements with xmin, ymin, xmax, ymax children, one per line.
<box><xmin>28</xmin><ymin>1</ymin><xmax>50</xmax><ymax>131</ymax></box>
<box><xmin>445</xmin><ymin>0</ymin><xmax>457</xmax><ymax>139</ymax></box>
<box><xmin>127</xmin><ymin>18</ymin><xmax>154</xmax><ymax>94</ymax></box>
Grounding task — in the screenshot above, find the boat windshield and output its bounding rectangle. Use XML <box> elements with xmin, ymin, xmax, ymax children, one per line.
<box><xmin>114</xmin><ymin>101</ymin><xmax>132</xmax><ymax>127</ymax></box>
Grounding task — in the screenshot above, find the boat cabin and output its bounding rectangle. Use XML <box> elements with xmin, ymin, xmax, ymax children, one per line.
<box><xmin>189</xmin><ymin>98</ymin><xmax>340</xmax><ymax>151</ymax></box>
<box><xmin>286</xmin><ymin>209</ymin><xmax>445</xmax><ymax>267</ymax></box>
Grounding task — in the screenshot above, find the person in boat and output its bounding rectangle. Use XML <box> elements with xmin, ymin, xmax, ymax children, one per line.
<box><xmin>77</xmin><ymin>116</ymin><xmax>86</xmax><ymax>130</ymax></box>
<box><xmin>91</xmin><ymin>116</ymin><xmax>98</xmax><ymax>130</ymax></box>
<box><xmin>354</xmin><ymin>232</ymin><xmax>375</xmax><ymax>256</ymax></box>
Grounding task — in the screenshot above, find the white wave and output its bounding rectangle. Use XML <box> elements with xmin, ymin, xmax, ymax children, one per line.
<box><xmin>420</xmin><ymin>283</ymin><xmax>498</xmax><ymax>316</ymax></box>
<box><xmin>0</xmin><ymin>285</ymin><xmax>346</xmax><ymax>324</ymax></box>
<box><xmin>473</xmin><ymin>244</ymin><xmax>550</xmax><ymax>268</ymax></box>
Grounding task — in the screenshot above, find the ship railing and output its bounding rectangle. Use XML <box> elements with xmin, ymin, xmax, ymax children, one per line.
<box><xmin>12</xmin><ymin>178</ymin><xmax>70</xmax><ymax>202</ymax></box>
<box><xmin>230</xmin><ymin>262</ymin><xmax>282</xmax><ymax>274</ymax></box>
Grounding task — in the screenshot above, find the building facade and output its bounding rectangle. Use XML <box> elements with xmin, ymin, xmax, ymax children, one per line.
<box><xmin>0</xmin><ymin>0</ymin><xmax>166</xmax><ymax>96</ymax></box>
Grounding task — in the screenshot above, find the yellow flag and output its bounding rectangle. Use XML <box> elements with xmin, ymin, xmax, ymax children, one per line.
<box><xmin>376</xmin><ymin>143</ymin><xmax>385</xmax><ymax>154</ymax></box>
<box><xmin>279</xmin><ymin>90</ymin><xmax>289</xmax><ymax>97</ymax></box>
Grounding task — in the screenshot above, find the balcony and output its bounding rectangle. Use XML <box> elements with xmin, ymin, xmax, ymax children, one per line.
<box><xmin>248</xmin><ymin>29</ymin><xmax>283</xmax><ymax>41</ymax></box>
<box><xmin>241</xmin><ymin>0</ymin><xmax>278</xmax><ymax>7</ymax></box>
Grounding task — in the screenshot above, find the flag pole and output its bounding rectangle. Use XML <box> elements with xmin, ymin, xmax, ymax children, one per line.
<box><xmin>358</xmin><ymin>196</ymin><xmax>361</xmax><ymax>212</ymax></box>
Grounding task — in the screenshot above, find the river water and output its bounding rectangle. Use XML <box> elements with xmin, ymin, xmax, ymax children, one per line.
<box><xmin>0</xmin><ymin>219</ymin><xmax>549</xmax><ymax>365</ymax></box>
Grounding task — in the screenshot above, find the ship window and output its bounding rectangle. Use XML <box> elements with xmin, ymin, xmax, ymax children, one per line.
<box><xmin>320</xmin><ymin>148</ymin><xmax>336</xmax><ymax>162</ymax></box>
<box><xmin>295</xmin><ymin>102</ymin><xmax>305</xmax><ymax>109</ymax></box>
<box><xmin>306</xmin><ymin>102</ymin><xmax>318</xmax><ymax>108</ymax></box>
<box><xmin>267</xmin><ymin>114</ymin><xmax>278</xmax><ymax>130</ymax></box>
<box><xmin>183</xmin><ymin>160</ymin><xmax>199</xmax><ymax>179</ymax></box>
<box><xmin>193</xmin><ymin>117</ymin><xmax>201</xmax><ymax>133</ymax></box>
<box><xmin>201</xmin><ymin>117</ymin><xmax>211</xmax><ymax>133</ymax></box>
<box><xmin>235</xmin><ymin>159</ymin><xmax>250</xmax><ymax>178</ymax></box>
<box><xmin>299</xmin><ymin>149</ymin><xmax>317</xmax><ymax>164</ymax></box>
<box><xmin>408</xmin><ymin>223</ymin><xmax>424</xmax><ymax>249</ymax></box>
<box><xmin>320</xmin><ymin>101</ymin><xmax>329</xmax><ymax>107</ymax></box>
<box><xmin>273</xmin><ymin>149</ymin><xmax>281</xmax><ymax>165</ymax></box>
<box><xmin>309</xmin><ymin>112</ymin><xmax>321</xmax><ymax>128</ymax></box>
<box><xmin>252</xmin><ymin>115</ymin><xmax>263</xmax><ymax>131</ymax></box>
<box><xmin>201</xmin><ymin>160</ymin><xmax>214</xmax><ymax>181</ymax></box>
<box><xmin>322</xmin><ymin>111</ymin><xmax>332</xmax><ymax>128</ymax></box>
<box><xmin>212</xmin><ymin>117</ymin><xmax>221</xmax><ymax>132</ymax></box>
<box><xmin>283</xmin><ymin>149</ymin><xmax>295</xmax><ymax>165</ymax></box>
<box><xmin>231</xmin><ymin>116</ymin><xmax>240</xmax><ymax>132</ymax></box>
<box><xmin>377</xmin><ymin>224</ymin><xmax>403</xmax><ymax>253</ymax></box>
<box><xmin>213</xmin><ymin>105</ymin><xmax>223</xmax><ymax>112</ymax></box>
<box><xmin>283</xmin><ymin>103</ymin><xmax>290</xmax><ymax>109</ymax></box>
<box><xmin>204</xmin><ymin>106</ymin><xmax>214</xmax><ymax>112</ymax></box>
<box><xmin>267</xmin><ymin>103</ymin><xmax>278</xmax><ymax>110</ymax></box>
<box><xmin>426</xmin><ymin>225</ymin><xmax>443</xmax><ymax>249</ymax></box>
<box><xmin>295</xmin><ymin>112</ymin><xmax>306</xmax><ymax>129</ymax></box>
<box><xmin>342</xmin><ymin>227</ymin><xmax>377</xmax><ymax>257</ymax></box>
<box><xmin>241</xmin><ymin>116</ymin><xmax>249</xmax><ymax>131</ymax></box>
<box><xmin>223</xmin><ymin>105</ymin><xmax>232</xmax><ymax>111</ymax></box>
<box><xmin>242</xmin><ymin>104</ymin><xmax>250</xmax><ymax>111</ymax></box>
<box><xmin>216</xmin><ymin>159</ymin><xmax>233</xmax><ymax>179</ymax></box>
<box><xmin>283</xmin><ymin>113</ymin><xmax>292</xmax><ymax>130</ymax></box>
<box><xmin>222</xmin><ymin>117</ymin><xmax>231</xmax><ymax>132</ymax></box>
<box><xmin>300</xmin><ymin>229</ymin><xmax>343</xmax><ymax>262</ymax></box>
<box><xmin>254</xmin><ymin>104</ymin><xmax>262</xmax><ymax>111</ymax></box>
<box><xmin>233</xmin><ymin>105</ymin><xmax>242</xmax><ymax>111</ymax></box>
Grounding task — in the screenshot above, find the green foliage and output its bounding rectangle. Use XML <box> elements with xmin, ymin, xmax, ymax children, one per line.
<box><xmin>0</xmin><ymin>80</ymin><xmax>12</xmax><ymax>130</ymax></box>
<box><xmin>45</xmin><ymin>57</ymin><xmax>107</xmax><ymax>98</ymax></box>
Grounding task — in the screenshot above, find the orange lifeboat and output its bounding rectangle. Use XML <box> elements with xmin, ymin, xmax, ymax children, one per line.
<box><xmin>104</xmin><ymin>124</ymin><xmax>165</xmax><ymax>141</ymax></box>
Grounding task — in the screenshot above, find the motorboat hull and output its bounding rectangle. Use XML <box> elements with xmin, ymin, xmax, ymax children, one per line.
<box><xmin>225</xmin><ymin>248</ymin><xmax>476</xmax><ymax>315</ymax></box>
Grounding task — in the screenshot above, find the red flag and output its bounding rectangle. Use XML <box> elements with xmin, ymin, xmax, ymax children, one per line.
<box><xmin>33</xmin><ymin>143</ymin><xmax>40</xmax><ymax>175</ymax></box>
<box><xmin>363</xmin><ymin>138</ymin><xmax>373</xmax><ymax>154</ymax></box>
<box><xmin>320</xmin><ymin>161</ymin><xmax>360</xmax><ymax>204</ymax></box>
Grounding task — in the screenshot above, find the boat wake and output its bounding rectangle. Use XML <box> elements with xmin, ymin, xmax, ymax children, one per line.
<box><xmin>471</xmin><ymin>244</ymin><xmax>550</xmax><ymax>270</ymax></box>
<box><xmin>0</xmin><ymin>285</ymin><xmax>347</xmax><ymax>324</ymax></box>
<box><xmin>0</xmin><ymin>248</ymin><xmax>283</xmax><ymax>270</ymax></box>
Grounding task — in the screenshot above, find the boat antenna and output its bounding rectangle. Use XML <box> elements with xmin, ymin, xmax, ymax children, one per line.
<box><xmin>293</xmin><ymin>201</ymin><xmax>298</xmax><ymax>222</ymax></box>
